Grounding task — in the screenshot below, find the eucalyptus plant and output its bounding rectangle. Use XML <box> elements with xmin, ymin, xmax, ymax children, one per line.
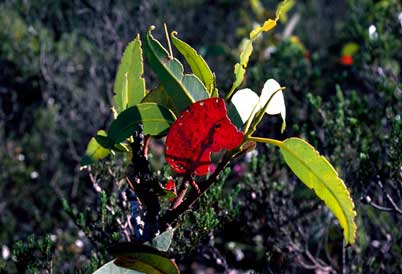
<box><xmin>82</xmin><ymin>1</ymin><xmax>357</xmax><ymax>273</ymax></box>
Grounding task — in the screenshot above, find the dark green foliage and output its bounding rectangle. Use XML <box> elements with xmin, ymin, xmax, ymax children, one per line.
<box><xmin>10</xmin><ymin>235</ymin><xmax>53</xmax><ymax>274</ymax></box>
<box><xmin>1</xmin><ymin>0</ymin><xmax>401</xmax><ymax>273</ymax></box>
<box><xmin>171</xmin><ymin>167</ymin><xmax>242</xmax><ymax>258</ymax></box>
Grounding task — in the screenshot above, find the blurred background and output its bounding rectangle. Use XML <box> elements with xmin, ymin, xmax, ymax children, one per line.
<box><xmin>0</xmin><ymin>0</ymin><xmax>401</xmax><ymax>273</ymax></box>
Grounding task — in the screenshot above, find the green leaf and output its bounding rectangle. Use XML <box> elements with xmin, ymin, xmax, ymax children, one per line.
<box><xmin>114</xmin><ymin>34</ymin><xmax>146</xmax><ymax>113</ymax></box>
<box><xmin>143</xmin><ymin>26</ymin><xmax>208</xmax><ymax>112</ymax></box>
<box><xmin>92</xmin><ymin>260</ymin><xmax>141</xmax><ymax>274</ymax></box>
<box><xmin>113</xmin><ymin>143</ymin><xmax>130</xmax><ymax>152</ymax></box>
<box><xmin>141</xmin><ymin>85</ymin><xmax>177</xmax><ymax>114</ymax></box>
<box><xmin>226</xmin><ymin>0</ymin><xmax>289</xmax><ymax>100</ymax></box>
<box><xmin>341</xmin><ymin>42</ymin><xmax>360</xmax><ymax>57</ymax></box>
<box><xmin>276</xmin><ymin>0</ymin><xmax>295</xmax><ymax>23</ymax></box>
<box><xmin>171</xmin><ymin>32</ymin><xmax>215</xmax><ymax>95</ymax></box>
<box><xmin>232</xmin><ymin>63</ymin><xmax>246</xmax><ymax>91</ymax></box>
<box><xmin>109</xmin><ymin>244</ymin><xmax>179</xmax><ymax>274</ymax></box>
<box><xmin>239</xmin><ymin>39</ymin><xmax>253</xmax><ymax>67</ymax></box>
<box><xmin>108</xmin><ymin>103</ymin><xmax>176</xmax><ymax>145</ymax></box>
<box><xmin>81</xmin><ymin>130</ymin><xmax>110</xmax><ymax>166</ymax></box>
<box><xmin>151</xmin><ymin>229</ymin><xmax>175</xmax><ymax>252</ymax></box>
<box><xmin>95</xmin><ymin>135</ymin><xmax>114</xmax><ymax>150</ymax></box>
<box><xmin>227</xmin><ymin>102</ymin><xmax>244</xmax><ymax>129</ymax></box>
<box><xmin>279</xmin><ymin>138</ymin><xmax>357</xmax><ymax>245</ymax></box>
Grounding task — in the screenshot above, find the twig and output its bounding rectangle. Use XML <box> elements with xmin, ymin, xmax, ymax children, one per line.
<box><xmin>283</xmin><ymin>13</ymin><xmax>301</xmax><ymax>38</ymax></box>
<box><xmin>159</xmin><ymin>152</ymin><xmax>233</xmax><ymax>229</ymax></box>
<box><xmin>143</xmin><ymin>135</ymin><xmax>151</xmax><ymax>160</ymax></box>
<box><xmin>342</xmin><ymin>241</ymin><xmax>346</xmax><ymax>274</ymax></box>
<box><xmin>172</xmin><ymin>180</ymin><xmax>189</xmax><ymax>209</ymax></box>
<box><xmin>376</xmin><ymin>180</ymin><xmax>402</xmax><ymax>215</ymax></box>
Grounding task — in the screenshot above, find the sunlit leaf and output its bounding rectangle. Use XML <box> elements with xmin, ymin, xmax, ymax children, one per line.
<box><xmin>276</xmin><ymin>0</ymin><xmax>295</xmax><ymax>23</ymax></box>
<box><xmin>109</xmin><ymin>243</ymin><xmax>179</xmax><ymax>274</ymax></box>
<box><xmin>171</xmin><ymin>32</ymin><xmax>215</xmax><ymax>95</ymax></box>
<box><xmin>260</xmin><ymin>79</ymin><xmax>286</xmax><ymax>132</ymax></box>
<box><xmin>239</xmin><ymin>40</ymin><xmax>253</xmax><ymax>67</ymax></box>
<box><xmin>230</xmin><ymin>88</ymin><xmax>260</xmax><ymax>124</ymax></box>
<box><xmin>249</xmin><ymin>19</ymin><xmax>277</xmax><ymax>39</ymax></box>
<box><xmin>230</xmin><ymin>79</ymin><xmax>286</xmax><ymax>132</ymax></box>
<box><xmin>114</xmin><ymin>35</ymin><xmax>146</xmax><ymax>113</ymax></box>
<box><xmin>143</xmin><ymin>27</ymin><xmax>208</xmax><ymax>112</ymax></box>
<box><xmin>165</xmin><ymin>98</ymin><xmax>244</xmax><ymax>176</ymax></box>
<box><xmin>231</xmin><ymin>63</ymin><xmax>246</xmax><ymax>94</ymax></box>
<box><xmin>81</xmin><ymin>130</ymin><xmax>110</xmax><ymax>166</ymax></box>
<box><xmin>227</xmin><ymin>0</ymin><xmax>289</xmax><ymax>98</ymax></box>
<box><xmin>341</xmin><ymin>42</ymin><xmax>360</xmax><ymax>57</ymax></box>
<box><xmin>250</xmin><ymin>0</ymin><xmax>265</xmax><ymax>19</ymax></box>
<box><xmin>279</xmin><ymin>138</ymin><xmax>357</xmax><ymax>245</ymax></box>
<box><xmin>106</xmin><ymin>103</ymin><xmax>176</xmax><ymax>146</ymax></box>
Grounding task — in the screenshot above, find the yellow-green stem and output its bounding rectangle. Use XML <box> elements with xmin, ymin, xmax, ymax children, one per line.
<box><xmin>164</xmin><ymin>23</ymin><xmax>173</xmax><ymax>59</ymax></box>
<box><xmin>225</xmin><ymin>85</ymin><xmax>237</xmax><ymax>101</ymax></box>
<box><xmin>247</xmin><ymin>136</ymin><xmax>283</xmax><ymax>147</ymax></box>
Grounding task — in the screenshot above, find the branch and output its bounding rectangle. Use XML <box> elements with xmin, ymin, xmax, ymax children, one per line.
<box><xmin>375</xmin><ymin>181</ymin><xmax>402</xmax><ymax>215</ymax></box>
<box><xmin>159</xmin><ymin>152</ymin><xmax>233</xmax><ymax>229</ymax></box>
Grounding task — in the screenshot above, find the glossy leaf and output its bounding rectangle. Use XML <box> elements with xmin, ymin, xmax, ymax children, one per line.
<box><xmin>81</xmin><ymin>130</ymin><xmax>110</xmax><ymax>166</ymax></box>
<box><xmin>171</xmin><ymin>32</ymin><xmax>215</xmax><ymax>95</ymax></box>
<box><xmin>114</xmin><ymin>35</ymin><xmax>146</xmax><ymax>113</ymax></box>
<box><xmin>143</xmin><ymin>27</ymin><xmax>208</xmax><ymax>112</ymax></box>
<box><xmin>109</xmin><ymin>243</ymin><xmax>179</xmax><ymax>274</ymax></box>
<box><xmin>92</xmin><ymin>260</ymin><xmax>140</xmax><ymax>274</ymax></box>
<box><xmin>165</xmin><ymin>98</ymin><xmax>244</xmax><ymax>176</ymax></box>
<box><xmin>107</xmin><ymin>103</ymin><xmax>176</xmax><ymax>146</ymax></box>
<box><xmin>279</xmin><ymin>138</ymin><xmax>357</xmax><ymax>244</ymax></box>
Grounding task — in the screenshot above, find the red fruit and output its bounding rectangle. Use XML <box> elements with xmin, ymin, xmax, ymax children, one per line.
<box><xmin>165</xmin><ymin>178</ymin><xmax>177</xmax><ymax>201</ymax></box>
<box><xmin>339</xmin><ymin>55</ymin><xmax>353</xmax><ymax>66</ymax></box>
<box><xmin>165</xmin><ymin>98</ymin><xmax>244</xmax><ymax>176</ymax></box>
<box><xmin>165</xmin><ymin>179</ymin><xmax>176</xmax><ymax>191</ymax></box>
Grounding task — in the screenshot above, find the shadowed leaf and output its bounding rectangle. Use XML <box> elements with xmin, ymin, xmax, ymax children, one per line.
<box><xmin>107</xmin><ymin>103</ymin><xmax>176</xmax><ymax>146</ymax></box>
<box><xmin>109</xmin><ymin>244</ymin><xmax>179</xmax><ymax>274</ymax></box>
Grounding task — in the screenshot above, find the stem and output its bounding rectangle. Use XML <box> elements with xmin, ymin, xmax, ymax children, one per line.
<box><xmin>172</xmin><ymin>180</ymin><xmax>189</xmax><ymax>209</ymax></box>
<box><xmin>225</xmin><ymin>84</ymin><xmax>237</xmax><ymax>101</ymax></box>
<box><xmin>143</xmin><ymin>135</ymin><xmax>151</xmax><ymax>160</ymax></box>
<box><xmin>247</xmin><ymin>136</ymin><xmax>283</xmax><ymax>147</ymax></box>
<box><xmin>164</xmin><ymin>23</ymin><xmax>173</xmax><ymax>59</ymax></box>
<box><xmin>159</xmin><ymin>152</ymin><xmax>233</xmax><ymax>229</ymax></box>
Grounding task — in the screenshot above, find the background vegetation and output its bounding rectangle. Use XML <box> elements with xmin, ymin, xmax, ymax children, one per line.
<box><xmin>0</xmin><ymin>0</ymin><xmax>401</xmax><ymax>273</ymax></box>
